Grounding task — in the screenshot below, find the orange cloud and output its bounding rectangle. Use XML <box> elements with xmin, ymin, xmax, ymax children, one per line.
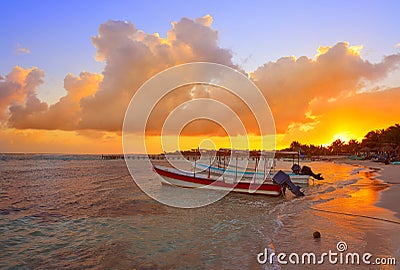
<box><xmin>8</xmin><ymin>72</ymin><xmax>102</xmax><ymax>130</ymax></box>
<box><xmin>143</xmin><ymin>84</ymin><xmax>260</xmax><ymax>138</ymax></box>
<box><xmin>84</xmin><ymin>16</ymin><xmax>239</xmax><ymax>131</ymax></box>
<box><xmin>0</xmin><ymin>66</ymin><xmax>44</xmax><ymax>121</ymax></box>
<box><xmin>252</xmin><ymin>42</ymin><xmax>400</xmax><ymax>133</ymax></box>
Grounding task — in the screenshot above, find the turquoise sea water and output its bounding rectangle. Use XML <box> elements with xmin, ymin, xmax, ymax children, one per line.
<box><xmin>0</xmin><ymin>154</ymin><xmax>399</xmax><ymax>269</ymax></box>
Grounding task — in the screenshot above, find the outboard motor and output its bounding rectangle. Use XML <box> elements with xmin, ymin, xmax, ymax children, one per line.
<box><xmin>272</xmin><ymin>170</ymin><xmax>304</xmax><ymax>197</ymax></box>
<box><xmin>291</xmin><ymin>164</ymin><xmax>301</xmax><ymax>174</ymax></box>
<box><xmin>300</xmin><ymin>165</ymin><xmax>324</xmax><ymax>180</ymax></box>
<box><xmin>292</xmin><ymin>164</ymin><xmax>324</xmax><ymax>180</ymax></box>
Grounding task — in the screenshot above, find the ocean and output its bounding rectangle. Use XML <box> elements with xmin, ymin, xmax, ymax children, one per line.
<box><xmin>0</xmin><ymin>154</ymin><xmax>399</xmax><ymax>269</ymax></box>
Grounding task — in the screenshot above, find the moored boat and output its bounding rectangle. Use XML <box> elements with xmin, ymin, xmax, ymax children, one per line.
<box><xmin>153</xmin><ymin>148</ymin><xmax>309</xmax><ymax>197</ymax></box>
<box><xmin>153</xmin><ymin>165</ymin><xmax>283</xmax><ymax>196</ymax></box>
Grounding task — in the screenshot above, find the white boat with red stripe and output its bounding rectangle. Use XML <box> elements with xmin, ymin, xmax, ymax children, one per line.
<box><xmin>153</xmin><ymin>165</ymin><xmax>283</xmax><ymax>196</ymax></box>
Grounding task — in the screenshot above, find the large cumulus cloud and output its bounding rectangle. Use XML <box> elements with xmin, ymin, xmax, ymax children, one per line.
<box><xmin>1</xmin><ymin>16</ymin><xmax>240</xmax><ymax>133</ymax></box>
<box><xmin>80</xmin><ymin>15</ymin><xmax>239</xmax><ymax>131</ymax></box>
<box><xmin>7</xmin><ymin>71</ymin><xmax>102</xmax><ymax>130</ymax></box>
<box><xmin>0</xmin><ymin>66</ymin><xmax>44</xmax><ymax>121</ymax></box>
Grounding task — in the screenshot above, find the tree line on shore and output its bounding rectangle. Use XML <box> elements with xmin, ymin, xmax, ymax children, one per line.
<box><xmin>285</xmin><ymin>123</ymin><xmax>400</xmax><ymax>157</ymax></box>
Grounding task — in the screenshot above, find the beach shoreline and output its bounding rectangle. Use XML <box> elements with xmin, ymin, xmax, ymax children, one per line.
<box><xmin>306</xmin><ymin>158</ymin><xmax>400</xmax><ymax>267</ymax></box>
<box><xmin>337</xmin><ymin>158</ymin><xmax>400</xmax><ymax>220</ymax></box>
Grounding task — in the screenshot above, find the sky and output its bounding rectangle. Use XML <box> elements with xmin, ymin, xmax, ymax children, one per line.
<box><xmin>1</xmin><ymin>0</ymin><xmax>400</xmax><ymax>153</ymax></box>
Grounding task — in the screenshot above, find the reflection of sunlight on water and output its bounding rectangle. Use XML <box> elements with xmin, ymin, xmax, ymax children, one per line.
<box><xmin>273</xmin><ymin>162</ymin><xmax>400</xmax><ymax>269</ymax></box>
<box><xmin>315</xmin><ymin>165</ymin><xmax>393</xmax><ymax>221</ymax></box>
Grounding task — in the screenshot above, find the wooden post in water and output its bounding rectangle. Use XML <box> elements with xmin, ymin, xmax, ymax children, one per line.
<box><xmin>194</xmin><ymin>152</ymin><xmax>196</xmax><ymax>178</ymax></box>
<box><xmin>208</xmin><ymin>155</ymin><xmax>211</xmax><ymax>178</ymax></box>
<box><xmin>235</xmin><ymin>154</ymin><xmax>238</xmax><ymax>182</ymax></box>
<box><xmin>263</xmin><ymin>156</ymin><xmax>266</xmax><ymax>180</ymax></box>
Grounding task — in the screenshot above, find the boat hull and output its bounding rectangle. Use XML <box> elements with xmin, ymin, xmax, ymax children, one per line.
<box><xmin>154</xmin><ymin>165</ymin><xmax>282</xmax><ymax>196</ymax></box>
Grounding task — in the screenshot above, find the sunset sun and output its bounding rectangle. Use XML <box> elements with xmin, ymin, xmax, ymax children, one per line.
<box><xmin>333</xmin><ymin>132</ymin><xmax>352</xmax><ymax>143</ymax></box>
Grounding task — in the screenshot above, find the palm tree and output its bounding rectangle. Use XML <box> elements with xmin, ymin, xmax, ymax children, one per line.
<box><xmin>345</xmin><ymin>139</ymin><xmax>360</xmax><ymax>155</ymax></box>
<box><xmin>361</xmin><ymin>130</ymin><xmax>382</xmax><ymax>148</ymax></box>
<box><xmin>382</xmin><ymin>124</ymin><xmax>400</xmax><ymax>145</ymax></box>
<box><xmin>382</xmin><ymin>124</ymin><xmax>400</xmax><ymax>158</ymax></box>
<box><xmin>329</xmin><ymin>139</ymin><xmax>345</xmax><ymax>155</ymax></box>
<box><xmin>290</xmin><ymin>141</ymin><xmax>302</xmax><ymax>152</ymax></box>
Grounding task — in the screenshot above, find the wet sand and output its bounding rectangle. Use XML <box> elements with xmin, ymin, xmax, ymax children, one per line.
<box><xmin>339</xmin><ymin>158</ymin><xmax>400</xmax><ymax>220</ymax></box>
<box><xmin>376</xmin><ymin>165</ymin><xmax>400</xmax><ymax>220</ymax></box>
<box><xmin>337</xmin><ymin>158</ymin><xmax>400</xmax><ymax>268</ymax></box>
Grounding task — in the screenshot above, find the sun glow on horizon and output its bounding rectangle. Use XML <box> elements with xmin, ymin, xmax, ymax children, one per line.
<box><xmin>143</xmin><ymin>134</ymin><xmax>278</xmax><ymax>154</ymax></box>
<box><xmin>332</xmin><ymin>132</ymin><xmax>352</xmax><ymax>143</ymax></box>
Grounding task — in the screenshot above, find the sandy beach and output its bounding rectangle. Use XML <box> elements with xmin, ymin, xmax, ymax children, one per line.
<box><xmin>339</xmin><ymin>158</ymin><xmax>400</xmax><ymax>220</ymax></box>
<box><xmin>333</xmin><ymin>158</ymin><xmax>400</xmax><ymax>268</ymax></box>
